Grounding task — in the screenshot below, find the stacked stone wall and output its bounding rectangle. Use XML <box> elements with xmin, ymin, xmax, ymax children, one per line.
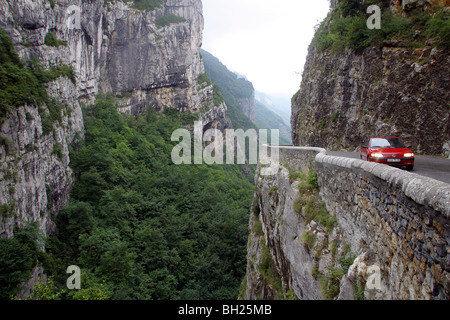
<box><xmin>273</xmin><ymin>145</ymin><xmax>449</xmax><ymax>299</ymax></box>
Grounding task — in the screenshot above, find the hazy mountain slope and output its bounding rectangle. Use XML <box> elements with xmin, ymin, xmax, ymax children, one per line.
<box><xmin>202</xmin><ymin>49</ymin><xmax>293</xmax><ymax>145</ymax></box>
<box><xmin>201</xmin><ymin>49</ymin><xmax>257</xmax><ymax>131</ymax></box>
<box><xmin>256</xmin><ymin>92</ymin><xmax>292</xmax><ymax>130</ymax></box>
<box><xmin>255</xmin><ymin>101</ymin><xmax>292</xmax><ymax>145</ymax></box>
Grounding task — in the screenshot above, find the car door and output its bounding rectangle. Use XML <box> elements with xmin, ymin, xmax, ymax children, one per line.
<box><xmin>361</xmin><ymin>139</ymin><xmax>370</xmax><ymax>160</ymax></box>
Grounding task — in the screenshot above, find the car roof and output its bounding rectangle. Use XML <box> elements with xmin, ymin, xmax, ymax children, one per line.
<box><xmin>370</xmin><ymin>137</ymin><xmax>400</xmax><ymax>139</ymax></box>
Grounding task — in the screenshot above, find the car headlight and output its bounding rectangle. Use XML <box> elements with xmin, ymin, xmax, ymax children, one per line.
<box><xmin>370</xmin><ymin>153</ymin><xmax>384</xmax><ymax>158</ymax></box>
<box><xmin>404</xmin><ymin>153</ymin><xmax>414</xmax><ymax>158</ymax></box>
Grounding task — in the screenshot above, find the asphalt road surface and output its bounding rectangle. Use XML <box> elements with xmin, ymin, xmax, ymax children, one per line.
<box><xmin>327</xmin><ymin>151</ymin><xmax>450</xmax><ymax>185</ymax></box>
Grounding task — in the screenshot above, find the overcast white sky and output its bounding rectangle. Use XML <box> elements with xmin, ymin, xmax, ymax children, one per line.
<box><xmin>202</xmin><ymin>0</ymin><xmax>330</xmax><ymax>96</ymax></box>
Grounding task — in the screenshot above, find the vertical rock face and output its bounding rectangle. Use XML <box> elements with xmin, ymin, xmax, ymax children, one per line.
<box><xmin>291</xmin><ymin>0</ymin><xmax>449</xmax><ymax>156</ymax></box>
<box><xmin>0</xmin><ymin>88</ymin><xmax>83</xmax><ymax>238</ymax></box>
<box><xmin>101</xmin><ymin>0</ymin><xmax>211</xmax><ymax>113</ymax></box>
<box><xmin>238</xmin><ymin>94</ymin><xmax>256</xmax><ymax>123</ymax></box>
<box><xmin>291</xmin><ymin>45</ymin><xmax>449</xmax><ymax>155</ymax></box>
<box><xmin>242</xmin><ymin>163</ymin><xmax>323</xmax><ymax>300</ymax></box>
<box><xmin>0</xmin><ymin>0</ymin><xmax>209</xmax><ymax>112</ymax></box>
<box><xmin>0</xmin><ymin>0</ymin><xmax>224</xmax><ymax>240</ymax></box>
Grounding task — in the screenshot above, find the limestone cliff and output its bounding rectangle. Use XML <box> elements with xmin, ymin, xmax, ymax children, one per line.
<box><xmin>0</xmin><ymin>0</ymin><xmax>225</xmax><ymax>240</ymax></box>
<box><xmin>291</xmin><ymin>0</ymin><xmax>449</xmax><ymax>156</ymax></box>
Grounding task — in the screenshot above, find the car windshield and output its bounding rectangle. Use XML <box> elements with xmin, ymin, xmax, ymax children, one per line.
<box><xmin>370</xmin><ymin>138</ymin><xmax>406</xmax><ymax>148</ymax></box>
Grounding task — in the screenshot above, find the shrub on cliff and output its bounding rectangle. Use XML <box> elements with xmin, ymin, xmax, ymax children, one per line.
<box><xmin>0</xmin><ymin>224</ymin><xmax>42</xmax><ymax>299</ymax></box>
<box><xmin>424</xmin><ymin>9</ymin><xmax>450</xmax><ymax>49</ymax></box>
<box><xmin>156</xmin><ymin>14</ymin><xmax>187</xmax><ymax>28</ymax></box>
<box><xmin>124</xmin><ymin>0</ymin><xmax>163</xmax><ymax>11</ymax></box>
<box><xmin>312</xmin><ymin>1</ymin><xmax>449</xmax><ymax>53</ymax></box>
<box><xmin>0</xmin><ymin>29</ymin><xmax>47</xmax><ymax>120</ymax></box>
<box><xmin>0</xmin><ymin>29</ymin><xmax>76</xmax><ymax>123</ymax></box>
<box><xmin>44</xmin><ymin>32</ymin><xmax>67</xmax><ymax>47</ymax></box>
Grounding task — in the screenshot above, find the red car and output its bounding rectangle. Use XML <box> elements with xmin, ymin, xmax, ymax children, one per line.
<box><xmin>361</xmin><ymin>137</ymin><xmax>415</xmax><ymax>171</ymax></box>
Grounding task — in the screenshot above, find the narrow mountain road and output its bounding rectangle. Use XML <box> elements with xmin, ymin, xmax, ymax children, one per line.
<box><xmin>327</xmin><ymin>151</ymin><xmax>450</xmax><ymax>185</ymax></box>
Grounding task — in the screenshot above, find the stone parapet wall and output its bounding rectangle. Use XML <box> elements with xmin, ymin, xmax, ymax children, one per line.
<box><xmin>315</xmin><ymin>150</ymin><xmax>449</xmax><ymax>299</ymax></box>
<box><xmin>261</xmin><ymin>145</ymin><xmax>449</xmax><ymax>299</ymax></box>
<box><xmin>277</xmin><ymin>146</ymin><xmax>326</xmax><ymax>173</ymax></box>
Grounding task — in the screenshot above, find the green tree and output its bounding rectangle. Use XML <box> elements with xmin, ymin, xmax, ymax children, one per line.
<box><xmin>0</xmin><ymin>224</ymin><xmax>42</xmax><ymax>299</ymax></box>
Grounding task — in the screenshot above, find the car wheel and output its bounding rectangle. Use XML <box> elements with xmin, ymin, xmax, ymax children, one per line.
<box><xmin>406</xmin><ymin>165</ymin><xmax>414</xmax><ymax>171</ymax></box>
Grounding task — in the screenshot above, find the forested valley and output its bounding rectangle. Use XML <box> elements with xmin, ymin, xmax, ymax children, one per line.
<box><xmin>2</xmin><ymin>93</ymin><xmax>255</xmax><ymax>300</ymax></box>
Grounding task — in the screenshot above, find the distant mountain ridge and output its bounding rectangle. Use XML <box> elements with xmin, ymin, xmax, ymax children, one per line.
<box><xmin>201</xmin><ymin>49</ymin><xmax>292</xmax><ymax>144</ymax></box>
<box><xmin>255</xmin><ymin>92</ymin><xmax>292</xmax><ymax>130</ymax></box>
<box><xmin>255</xmin><ymin>101</ymin><xmax>292</xmax><ymax>145</ymax></box>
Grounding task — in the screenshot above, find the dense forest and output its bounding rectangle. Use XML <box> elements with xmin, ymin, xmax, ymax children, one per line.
<box><xmin>1</xmin><ymin>91</ymin><xmax>255</xmax><ymax>300</ymax></box>
<box><xmin>46</xmin><ymin>95</ymin><xmax>255</xmax><ymax>300</ymax></box>
<box><xmin>313</xmin><ymin>0</ymin><xmax>449</xmax><ymax>53</ymax></box>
